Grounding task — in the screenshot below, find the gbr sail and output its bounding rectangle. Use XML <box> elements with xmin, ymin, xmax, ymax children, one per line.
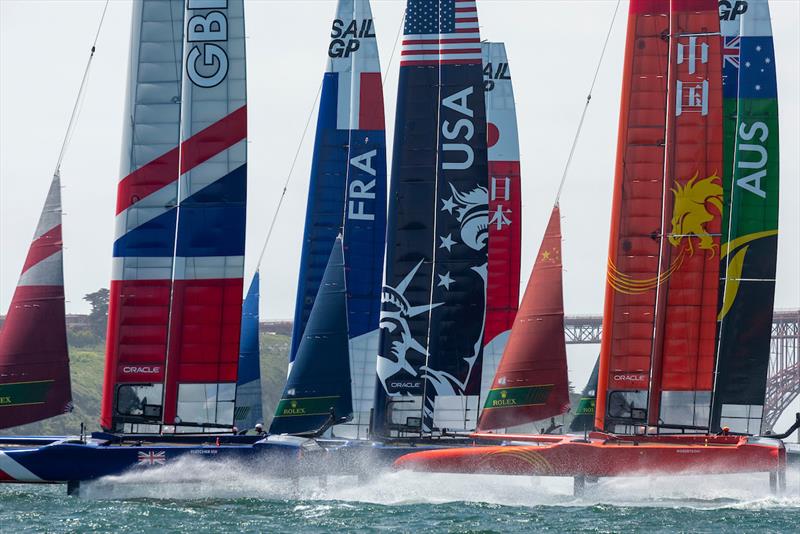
<box><xmin>373</xmin><ymin>0</ymin><xmax>489</xmax><ymax>435</ymax></box>
<box><xmin>0</xmin><ymin>173</ymin><xmax>71</xmax><ymax>429</ymax></box>
<box><xmin>480</xmin><ymin>42</ymin><xmax>522</xmax><ymax>403</ymax></box>
<box><xmin>102</xmin><ymin>0</ymin><xmax>247</xmax><ymax>431</ymax></box>
<box><xmin>478</xmin><ymin>206</ymin><xmax>569</xmax><ymax>431</ymax></box>
<box><xmin>596</xmin><ymin>0</ymin><xmax>723</xmax><ymax>432</ymax></box>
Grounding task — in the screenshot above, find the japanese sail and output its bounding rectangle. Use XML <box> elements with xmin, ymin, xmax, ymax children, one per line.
<box><xmin>711</xmin><ymin>0</ymin><xmax>779</xmax><ymax>434</ymax></box>
<box><xmin>596</xmin><ymin>0</ymin><xmax>724</xmax><ymax>433</ymax></box>
<box><xmin>480</xmin><ymin>42</ymin><xmax>522</xmax><ymax>403</ymax></box>
<box><xmin>0</xmin><ymin>173</ymin><xmax>72</xmax><ymax>429</ymax></box>
<box><xmin>478</xmin><ymin>206</ymin><xmax>568</xmax><ymax>431</ymax></box>
<box><xmin>287</xmin><ymin>0</ymin><xmax>386</xmax><ymax>437</ymax></box>
<box><xmin>272</xmin><ymin>237</ymin><xmax>352</xmax><ymax>434</ymax></box>
<box><xmin>234</xmin><ymin>272</ymin><xmax>263</xmax><ymax>430</ymax></box>
<box><xmin>102</xmin><ymin>0</ymin><xmax>247</xmax><ymax>431</ymax></box>
<box><xmin>373</xmin><ymin>0</ymin><xmax>489</xmax><ymax>435</ymax></box>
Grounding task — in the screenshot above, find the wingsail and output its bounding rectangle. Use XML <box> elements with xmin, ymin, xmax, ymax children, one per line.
<box><xmin>102</xmin><ymin>0</ymin><xmax>247</xmax><ymax>431</ymax></box>
<box><xmin>288</xmin><ymin>0</ymin><xmax>387</xmax><ymax>438</ymax></box>
<box><xmin>0</xmin><ymin>173</ymin><xmax>72</xmax><ymax>429</ymax></box>
<box><xmin>373</xmin><ymin>0</ymin><xmax>489</xmax><ymax>436</ymax></box>
<box><xmin>480</xmin><ymin>42</ymin><xmax>522</xmax><ymax>406</ymax></box>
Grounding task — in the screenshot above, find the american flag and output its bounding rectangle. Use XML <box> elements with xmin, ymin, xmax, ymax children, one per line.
<box><xmin>401</xmin><ymin>0</ymin><xmax>481</xmax><ymax>66</ymax></box>
<box><xmin>137</xmin><ymin>451</ymin><xmax>166</xmax><ymax>466</ymax></box>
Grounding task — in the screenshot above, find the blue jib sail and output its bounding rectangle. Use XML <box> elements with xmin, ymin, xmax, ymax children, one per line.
<box><xmin>270</xmin><ymin>237</ymin><xmax>352</xmax><ymax>434</ymax></box>
<box><xmin>234</xmin><ymin>272</ymin><xmax>263</xmax><ymax>430</ymax></box>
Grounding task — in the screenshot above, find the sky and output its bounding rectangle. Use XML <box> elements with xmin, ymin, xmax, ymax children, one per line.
<box><xmin>1</xmin><ymin>1</ymin><xmax>799</xmax><ymax>430</ymax></box>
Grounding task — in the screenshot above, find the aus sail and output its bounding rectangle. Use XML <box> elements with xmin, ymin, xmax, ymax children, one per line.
<box><xmin>373</xmin><ymin>0</ymin><xmax>488</xmax><ymax>435</ymax></box>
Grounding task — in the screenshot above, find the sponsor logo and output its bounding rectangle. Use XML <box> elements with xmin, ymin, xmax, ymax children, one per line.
<box><xmin>122</xmin><ymin>366</ymin><xmax>161</xmax><ymax>375</ymax></box>
<box><xmin>0</xmin><ymin>396</ymin><xmax>11</xmax><ymax>405</ymax></box>
<box><xmin>190</xmin><ymin>449</ymin><xmax>219</xmax><ymax>455</ymax></box>
<box><xmin>483</xmin><ymin>62</ymin><xmax>511</xmax><ymax>92</ymax></box>
<box><xmin>676</xmin><ymin>449</ymin><xmax>701</xmax><ymax>454</ymax></box>
<box><xmin>613</xmin><ymin>374</ymin><xmax>647</xmax><ymax>382</ymax></box>
<box><xmin>329</xmin><ymin>18</ymin><xmax>375</xmax><ymax>58</ymax></box>
<box><xmin>719</xmin><ymin>0</ymin><xmax>748</xmax><ymax>21</ymax></box>
<box><xmin>186</xmin><ymin>0</ymin><xmax>230</xmax><ymax>88</ymax></box>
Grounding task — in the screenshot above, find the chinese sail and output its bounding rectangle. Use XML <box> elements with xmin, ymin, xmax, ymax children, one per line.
<box><xmin>478</xmin><ymin>206</ymin><xmax>569</xmax><ymax>431</ymax></box>
<box><xmin>596</xmin><ymin>0</ymin><xmax>724</xmax><ymax>432</ymax></box>
<box><xmin>480</xmin><ymin>41</ymin><xmax>522</xmax><ymax>403</ymax></box>
<box><xmin>0</xmin><ymin>173</ymin><xmax>72</xmax><ymax>429</ymax></box>
<box><xmin>234</xmin><ymin>272</ymin><xmax>263</xmax><ymax>430</ymax></box>
<box><xmin>102</xmin><ymin>0</ymin><xmax>247</xmax><ymax>431</ymax></box>
<box><xmin>373</xmin><ymin>0</ymin><xmax>489</xmax><ymax>435</ymax></box>
<box><xmin>711</xmin><ymin>0</ymin><xmax>779</xmax><ymax>434</ymax></box>
<box><xmin>287</xmin><ymin>0</ymin><xmax>386</xmax><ymax>438</ymax></box>
<box><xmin>271</xmin><ymin>237</ymin><xmax>352</xmax><ymax>434</ymax></box>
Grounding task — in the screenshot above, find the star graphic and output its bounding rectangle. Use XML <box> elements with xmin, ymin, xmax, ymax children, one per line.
<box><xmin>437</xmin><ymin>272</ymin><xmax>454</xmax><ymax>290</ymax></box>
<box><xmin>441</xmin><ymin>196</ymin><xmax>456</xmax><ymax>214</ymax></box>
<box><xmin>756</xmin><ymin>45</ymin><xmax>762</xmax><ymax>52</ymax></box>
<box><xmin>541</xmin><ymin>250</ymin><xmax>551</xmax><ymax>261</ymax></box>
<box><xmin>745</xmin><ymin>61</ymin><xmax>751</xmax><ymax>68</ymax></box>
<box><xmin>765</xmin><ymin>57</ymin><xmax>771</xmax><ymax>64</ymax></box>
<box><xmin>439</xmin><ymin>233</ymin><xmax>456</xmax><ymax>252</ymax></box>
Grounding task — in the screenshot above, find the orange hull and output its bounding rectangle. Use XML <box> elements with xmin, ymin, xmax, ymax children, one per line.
<box><xmin>394</xmin><ymin>433</ymin><xmax>786</xmax><ymax>478</ymax></box>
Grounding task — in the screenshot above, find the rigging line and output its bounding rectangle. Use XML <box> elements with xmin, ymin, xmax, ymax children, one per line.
<box><xmin>383</xmin><ymin>10</ymin><xmax>406</xmax><ymax>89</ymax></box>
<box><xmin>55</xmin><ymin>0</ymin><xmax>110</xmax><ymax>173</ymax></box>
<box><xmin>553</xmin><ymin>0</ymin><xmax>621</xmax><ymax>206</ymax></box>
<box><xmin>255</xmin><ymin>79</ymin><xmax>324</xmax><ymax>269</ymax></box>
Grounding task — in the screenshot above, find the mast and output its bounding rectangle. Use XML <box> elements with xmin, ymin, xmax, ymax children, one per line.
<box><xmin>373</xmin><ymin>0</ymin><xmax>488</xmax><ymax>436</ymax></box>
<box><xmin>711</xmin><ymin>0</ymin><xmax>779</xmax><ymax>434</ymax></box>
<box><xmin>479</xmin><ymin>41</ymin><xmax>522</xmax><ymax>405</ymax></box>
<box><xmin>285</xmin><ymin>0</ymin><xmax>387</xmax><ymax>438</ymax></box>
<box><xmin>0</xmin><ymin>174</ymin><xmax>71</xmax><ymax>429</ymax></box>
<box><xmin>478</xmin><ymin>206</ymin><xmax>569</xmax><ymax>431</ymax></box>
<box><xmin>101</xmin><ymin>0</ymin><xmax>185</xmax><ymax>431</ymax></box>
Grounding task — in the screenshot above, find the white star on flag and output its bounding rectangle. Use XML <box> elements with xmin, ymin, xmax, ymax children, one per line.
<box><xmin>439</xmin><ymin>234</ymin><xmax>456</xmax><ymax>252</ymax></box>
<box><xmin>441</xmin><ymin>196</ymin><xmax>456</xmax><ymax>214</ymax></box>
<box><xmin>437</xmin><ymin>271</ymin><xmax>454</xmax><ymax>290</ymax></box>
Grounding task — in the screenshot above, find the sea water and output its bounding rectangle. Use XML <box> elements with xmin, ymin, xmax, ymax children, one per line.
<box><xmin>1</xmin><ymin>459</ymin><xmax>798</xmax><ymax>533</ymax></box>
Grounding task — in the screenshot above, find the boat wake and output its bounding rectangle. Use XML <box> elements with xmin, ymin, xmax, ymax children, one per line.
<box><xmin>79</xmin><ymin>456</ymin><xmax>800</xmax><ymax>510</ymax></box>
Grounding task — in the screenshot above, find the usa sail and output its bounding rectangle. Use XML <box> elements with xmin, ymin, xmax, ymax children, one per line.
<box><xmin>480</xmin><ymin>42</ymin><xmax>522</xmax><ymax>404</ymax></box>
<box><xmin>596</xmin><ymin>0</ymin><xmax>724</xmax><ymax>432</ymax></box>
<box><xmin>102</xmin><ymin>0</ymin><xmax>247</xmax><ymax>431</ymax></box>
<box><xmin>479</xmin><ymin>206</ymin><xmax>568</xmax><ymax>431</ymax></box>
<box><xmin>287</xmin><ymin>0</ymin><xmax>386</xmax><ymax>437</ymax></box>
<box><xmin>711</xmin><ymin>0</ymin><xmax>779</xmax><ymax>434</ymax></box>
<box><xmin>373</xmin><ymin>0</ymin><xmax>489</xmax><ymax>435</ymax></box>
<box><xmin>0</xmin><ymin>173</ymin><xmax>72</xmax><ymax>429</ymax></box>
<box><xmin>272</xmin><ymin>237</ymin><xmax>352</xmax><ymax>434</ymax></box>
<box><xmin>234</xmin><ymin>272</ymin><xmax>263</xmax><ymax>430</ymax></box>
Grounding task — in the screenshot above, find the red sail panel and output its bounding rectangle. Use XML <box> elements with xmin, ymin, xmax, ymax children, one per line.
<box><xmin>595</xmin><ymin>0</ymin><xmax>671</xmax><ymax>431</ymax></box>
<box><xmin>0</xmin><ymin>173</ymin><xmax>72</xmax><ymax>429</ymax></box>
<box><xmin>478</xmin><ymin>206</ymin><xmax>569</xmax><ymax>431</ymax></box>
<box><xmin>648</xmin><ymin>0</ymin><xmax>723</xmax><ymax>428</ymax></box>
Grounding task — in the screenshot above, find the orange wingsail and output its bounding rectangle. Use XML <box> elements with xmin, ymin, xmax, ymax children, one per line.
<box><xmin>478</xmin><ymin>206</ymin><xmax>569</xmax><ymax>431</ymax></box>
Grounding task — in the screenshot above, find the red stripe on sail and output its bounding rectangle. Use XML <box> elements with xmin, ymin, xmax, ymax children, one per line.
<box><xmin>20</xmin><ymin>225</ymin><xmax>62</xmax><ymax>274</ymax></box>
<box><xmin>179</xmin><ymin>105</ymin><xmax>247</xmax><ymax>175</ymax></box>
<box><xmin>359</xmin><ymin>72</ymin><xmax>385</xmax><ymax>131</ymax></box>
<box><xmin>115</xmin><ymin>148</ymin><xmax>180</xmax><ymax>215</ymax></box>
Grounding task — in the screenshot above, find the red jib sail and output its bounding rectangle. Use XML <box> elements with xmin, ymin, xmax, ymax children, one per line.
<box><xmin>0</xmin><ymin>172</ymin><xmax>72</xmax><ymax>429</ymax></box>
<box><xmin>478</xmin><ymin>206</ymin><xmax>569</xmax><ymax>431</ymax></box>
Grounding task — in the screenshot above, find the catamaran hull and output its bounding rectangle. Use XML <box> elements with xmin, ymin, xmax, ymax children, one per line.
<box><xmin>394</xmin><ymin>434</ymin><xmax>787</xmax><ymax>479</ymax></box>
<box><xmin>0</xmin><ymin>438</ymin><xmax>318</xmax><ymax>484</ymax></box>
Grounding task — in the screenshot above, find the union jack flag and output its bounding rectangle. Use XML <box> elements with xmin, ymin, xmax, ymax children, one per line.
<box><xmin>401</xmin><ymin>0</ymin><xmax>480</xmax><ymax>66</ymax></box>
<box><xmin>723</xmin><ymin>36</ymin><xmax>741</xmax><ymax>68</ymax></box>
<box><xmin>137</xmin><ymin>451</ymin><xmax>166</xmax><ymax>466</ymax></box>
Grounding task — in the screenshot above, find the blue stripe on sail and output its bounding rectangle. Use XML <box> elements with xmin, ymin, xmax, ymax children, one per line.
<box><xmin>738</xmin><ymin>37</ymin><xmax>777</xmax><ymax>99</ymax></box>
<box><xmin>175</xmin><ymin>164</ymin><xmax>247</xmax><ymax>257</ymax></box>
<box><xmin>237</xmin><ymin>272</ymin><xmax>261</xmax><ymax>385</ymax></box>
<box><xmin>271</xmin><ymin>238</ymin><xmax>352</xmax><ymax>434</ymax></box>
<box><xmin>112</xmin><ymin>209</ymin><xmax>177</xmax><ymax>258</ymax></box>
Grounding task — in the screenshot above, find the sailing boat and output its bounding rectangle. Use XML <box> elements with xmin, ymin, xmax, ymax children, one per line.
<box><xmin>271</xmin><ymin>0</ymin><xmax>387</xmax><ymax>438</ymax></box>
<box><xmin>0</xmin><ymin>173</ymin><xmax>72</xmax><ymax>429</ymax></box>
<box><xmin>394</xmin><ymin>0</ymin><xmax>787</xmax><ymax>492</ymax></box>
<box><xmin>234</xmin><ymin>272</ymin><xmax>263</xmax><ymax>430</ymax></box>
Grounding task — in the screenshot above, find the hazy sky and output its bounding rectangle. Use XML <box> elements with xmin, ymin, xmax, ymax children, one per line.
<box><xmin>1</xmin><ymin>1</ymin><xmax>799</xmax><ymax>428</ymax></box>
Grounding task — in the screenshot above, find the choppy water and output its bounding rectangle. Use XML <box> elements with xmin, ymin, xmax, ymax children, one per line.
<box><xmin>2</xmin><ymin>460</ymin><xmax>799</xmax><ymax>533</ymax></box>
